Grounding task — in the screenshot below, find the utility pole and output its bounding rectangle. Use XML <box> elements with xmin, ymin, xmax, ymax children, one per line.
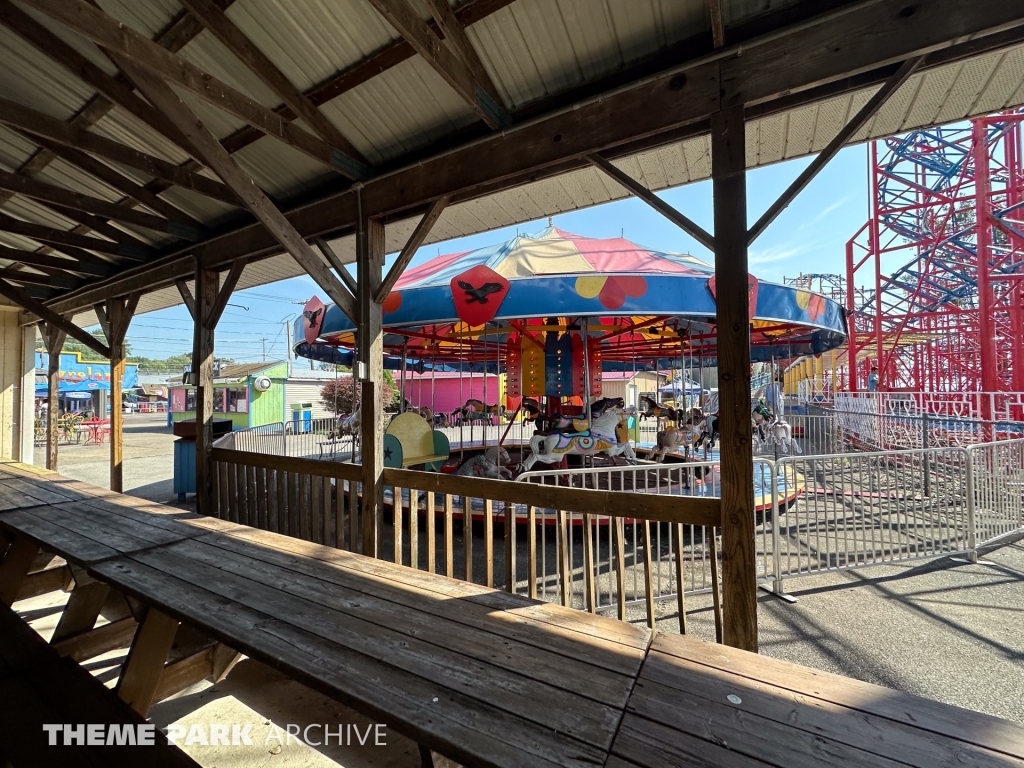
<box><xmin>261</xmin><ymin>337</ymin><xmax>267</xmax><ymax>361</ymax></box>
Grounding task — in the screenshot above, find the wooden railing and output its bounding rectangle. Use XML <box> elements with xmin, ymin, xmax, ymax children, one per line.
<box><xmin>211</xmin><ymin>447</ymin><xmax>724</xmax><ymax>635</ymax></box>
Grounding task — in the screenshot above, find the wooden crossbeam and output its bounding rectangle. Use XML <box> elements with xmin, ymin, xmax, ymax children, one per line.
<box><xmin>176</xmin><ymin>279</ymin><xmax>196</xmax><ymax>320</ymax></box>
<box><xmin>217</xmin><ymin>0</ymin><xmax>516</xmax><ymax>158</ymax></box>
<box><xmin>0</xmin><ymin>169</ymin><xmax>203</xmax><ymax>240</ymax></box>
<box><xmin>587</xmin><ymin>154</ymin><xmax>715</xmax><ymax>252</ymax></box>
<box><xmin>422</xmin><ymin>0</ymin><xmax>501</xmax><ymax>105</ymax></box>
<box><xmin>708</xmin><ymin>0</ymin><xmax>725</xmax><ymax>48</ymax></box>
<box><xmin>365</xmin><ymin>0</ymin><xmax>510</xmax><ymax>129</ymax></box>
<box><xmin>24</xmin><ymin>0</ymin><xmax>374</xmax><ymax>181</ymax></box>
<box><xmin>0</xmin><ymin>97</ymin><xmax>237</xmax><ymax>206</ymax></box>
<box><xmin>0</xmin><ymin>279</ymin><xmax>110</xmax><ymax>356</ymax></box>
<box><xmin>0</xmin><ymin>244</ymin><xmax>113</xmax><ymax>278</ymax></box>
<box><xmin>376</xmin><ymin>196</ymin><xmax>449</xmax><ymax>302</ymax></box>
<box><xmin>0</xmin><ymin>267</ymin><xmax>78</xmax><ymax>289</ymax></box>
<box><xmin>178</xmin><ymin>0</ymin><xmax>369</xmax><ymax>166</ymax></box>
<box><xmin>0</xmin><ymin>212</ymin><xmax>157</xmax><ymax>261</ymax></box>
<box><xmin>29</xmin><ymin>136</ymin><xmax>205</xmax><ymax>233</ymax></box>
<box><xmin>206</xmin><ymin>260</ymin><xmax>246</xmax><ymax>330</ymax></box>
<box><xmin>0</xmin><ymin>0</ymin><xmax>198</xmax><ymax>159</ymax></box>
<box><xmin>313</xmin><ymin>237</ymin><xmax>359</xmax><ymax>296</ymax></box>
<box><xmin>126</xmin><ymin>64</ymin><xmax>360</xmax><ymax>324</ymax></box>
<box><xmin>746</xmin><ymin>55</ymin><xmax>925</xmax><ymax>245</ymax></box>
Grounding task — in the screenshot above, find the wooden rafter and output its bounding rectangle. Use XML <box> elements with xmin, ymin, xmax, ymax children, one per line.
<box><xmin>0</xmin><ymin>0</ymin><xmax>197</xmax><ymax>160</ymax></box>
<box><xmin>365</xmin><ymin>0</ymin><xmax>510</xmax><ymax>129</ymax></box>
<box><xmin>0</xmin><ymin>279</ymin><xmax>110</xmax><ymax>357</ymax></box>
<box><xmin>0</xmin><ymin>267</ymin><xmax>78</xmax><ymax>289</ymax></box>
<box><xmin>178</xmin><ymin>0</ymin><xmax>368</xmax><ymax>165</ymax></box>
<box><xmin>0</xmin><ymin>169</ymin><xmax>204</xmax><ymax>241</ymax></box>
<box><xmin>422</xmin><ymin>0</ymin><xmax>501</xmax><ymax>105</ymax></box>
<box><xmin>28</xmin><ymin>136</ymin><xmax>205</xmax><ymax>233</ymax></box>
<box><xmin>746</xmin><ymin>55</ymin><xmax>925</xmax><ymax>245</ymax></box>
<box><xmin>125</xmin><ymin>63</ymin><xmax>359</xmax><ymax>324</ymax></box>
<box><xmin>0</xmin><ymin>244</ymin><xmax>113</xmax><ymax>278</ymax></box>
<box><xmin>587</xmin><ymin>154</ymin><xmax>715</xmax><ymax>252</ymax></box>
<box><xmin>312</xmin><ymin>237</ymin><xmax>359</xmax><ymax>296</ymax></box>
<box><xmin>707</xmin><ymin>0</ymin><xmax>725</xmax><ymax>48</ymax></box>
<box><xmin>0</xmin><ymin>97</ymin><xmax>238</xmax><ymax>206</ymax></box>
<box><xmin>217</xmin><ymin>0</ymin><xmax>517</xmax><ymax>158</ymax></box>
<box><xmin>0</xmin><ymin>213</ymin><xmax>137</xmax><ymax>258</ymax></box>
<box><xmin>24</xmin><ymin>0</ymin><xmax>374</xmax><ymax>181</ymax></box>
<box><xmin>376</xmin><ymin>196</ymin><xmax>450</xmax><ymax>302</ymax></box>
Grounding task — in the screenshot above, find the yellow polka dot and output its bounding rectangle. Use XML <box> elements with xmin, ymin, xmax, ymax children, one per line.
<box><xmin>575</xmin><ymin>276</ymin><xmax>607</xmax><ymax>299</ymax></box>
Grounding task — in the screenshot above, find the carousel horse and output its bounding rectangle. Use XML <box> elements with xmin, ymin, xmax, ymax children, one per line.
<box><xmin>751</xmin><ymin>401</ymin><xmax>773</xmax><ymax>451</ymax></box>
<box><xmin>751</xmin><ymin>401</ymin><xmax>801</xmax><ymax>455</ymax></box>
<box><xmin>330</xmin><ymin>411</ymin><xmax>360</xmax><ymax>439</ymax></box>
<box><xmin>521</xmin><ymin>406</ymin><xmax>637</xmax><ymax>472</ymax></box>
<box><xmin>590</xmin><ymin>396</ymin><xmax>625</xmax><ymax>419</ymax></box>
<box><xmin>640</xmin><ymin>395</ymin><xmax>679</xmax><ymax>423</ymax></box>
<box><xmin>652</xmin><ymin>424</ymin><xmax>697</xmax><ymax>463</ymax></box>
<box><xmin>460</xmin><ymin>399</ymin><xmax>506</xmax><ymax>423</ymax></box>
<box><xmin>456</xmin><ymin>446</ymin><xmax>512</xmax><ymax>479</ymax></box>
<box><xmin>692</xmin><ymin>412</ymin><xmax>719</xmax><ymax>452</ymax></box>
<box><xmin>409</xmin><ymin>405</ymin><xmax>433</xmax><ymax>424</ymax></box>
<box><xmin>520</xmin><ymin>397</ymin><xmax>541</xmax><ymax>422</ymax></box>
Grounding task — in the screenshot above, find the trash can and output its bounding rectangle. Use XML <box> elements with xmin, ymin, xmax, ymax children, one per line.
<box><xmin>291</xmin><ymin>402</ymin><xmax>313</xmax><ymax>434</ymax></box>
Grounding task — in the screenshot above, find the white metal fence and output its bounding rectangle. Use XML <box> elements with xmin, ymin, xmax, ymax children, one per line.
<box><xmin>515</xmin><ymin>440</ymin><xmax>1024</xmax><ymax>610</ymax></box>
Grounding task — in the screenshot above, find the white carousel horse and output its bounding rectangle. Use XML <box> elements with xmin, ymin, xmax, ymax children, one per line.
<box><xmin>752</xmin><ymin>401</ymin><xmax>801</xmax><ymax>455</ymax></box>
<box><xmin>456</xmin><ymin>446</ymin><xmax>513</xmax><ymax>479</ymax></box>
<box><xmin>520</xmin><ymin>406</ymin><xmax>637</xmax><ymax>472</ymax></box>
<box><xmin>331</xmin><ymin>411</ymin><xmax>360</xmax><ymax>438</ymax></box>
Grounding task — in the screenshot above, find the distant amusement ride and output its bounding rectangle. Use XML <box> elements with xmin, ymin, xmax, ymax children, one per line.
<box><xmin>295</xmin><ymin>226</ymin><xmax>847</xmax><ymax>514</ymax></box>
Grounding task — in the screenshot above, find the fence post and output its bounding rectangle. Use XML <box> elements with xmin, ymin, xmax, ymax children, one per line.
<box><xmin>922</xmin><ymin>412</ymin><xmax>931</xmax><ymax>497</ymax></box>
<box><xmin>965</xmin><ymin>446</ymin><xmax>979</xmax><ymax>563</ymax></box>
<box><xmin>771</xmin><ymin>458</ymin><xmax>786</xmax><ymax>596</ymax></box>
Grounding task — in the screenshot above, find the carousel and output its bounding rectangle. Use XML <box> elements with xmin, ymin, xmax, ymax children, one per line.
<box><xmin>295</xmin><ymin>226</ymin><xmax>847</xmax><ymax>517</ymax></box>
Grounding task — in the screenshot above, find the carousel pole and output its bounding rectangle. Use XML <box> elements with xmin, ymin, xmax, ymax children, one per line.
<box><xmin>400</xmin><ymin>339</ymin><xmax>408</xmax><ymax>413</ymax></box>
<box><xmin>482</xmin><ymin>323</ymin><xmax>489</xmax><ymax>449</ymax></box>
<box><xmin>581</xmin><ymin>319</ymin><xmax>591</xmax><ymax>430</ymax></box>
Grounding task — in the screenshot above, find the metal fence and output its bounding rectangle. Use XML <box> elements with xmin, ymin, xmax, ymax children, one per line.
<box><xmin>219</xmin><ymin>418</ymin><xmax>358</xmax><ymax>460</ymax></box>
<box><xmin>515</xmin><ymin>440</ymin><xmax>1024</xmax><ymax>609</ymax></box>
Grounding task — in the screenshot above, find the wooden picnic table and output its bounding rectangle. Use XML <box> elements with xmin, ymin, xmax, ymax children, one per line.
<box><xmin>2</xmin><ymin>460</ymin><xmax>1024</xmax><ymax>768</ymax></box>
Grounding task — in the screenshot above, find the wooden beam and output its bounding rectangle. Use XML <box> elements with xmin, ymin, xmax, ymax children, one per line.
<box><xmin>41</xmin><ymin>322</ymin><xmax>66</xmax><ymax>471</ymax></box>
<box><xmin>45</xmin><ymin>0</ymin><xmax>1024</xmax><ymax>316</ymax></box>
<box><xmin>105</xmin><ymin>292</ymin><xmax>140</xmax><ymax>493</ymax></box>
<box><xmin>178</xmin><ymin>0</ymin><xmax>369</xmax><ymax>166</ymax></box>
<box><xmin>708</xmin><ymin>0</ymin><xmax>725</xmax><ymax>48</ymax></box>
<box><xmin>365</xmin><ymin>0</ymin><xmax>510</xmax><ymax>129</ymax></box>
<box><xmin>0</xmin><ymin>244</ymin><xmax>112</xmax><ymax>278</ymax></box>
<box><xmin>747</xmin><ymin>55</ymin><xmax>924</xmax><ymax>244</ymax></box>
<box><xmin>587</xmin><ymin>154</ymin><xmax>715</xmax><ymax>251</ymax></box>
<box><xmin>125</xmin><ymin>63</ymin><xmax>360</xmax><ymax>324</ymax></box>
<box><xmin>24</xmin><ymin>0</ymin><xmax>374</xmax><ymax>180</ymax></box>
<box><xmin>0</xmin><ymin>0</ymin><xmax>198</xmax><ymax>159</ymax></box>
<box><xmin>216</xmin><ymin>0</ymin><xmax>516</xmax><ymax>157</ymax></box>
<box><xmin>0</xmin><ymin>267</ymin><xmax>78</xmax><ymax>289</ymax></box>
<box><xmin>359</xmin><ymin>216</ymin><xmax>385</xmax><ymax>558</ymax></box>
<box><xmin>0</xmin><ymin>169</ymin><xmax>204</xmax><ymax>240</ymax></box>
<box><xmin>376</xmin><ymin>195</ymin><xmax>449</xmax><ymax>302</ymax></box>
<box><xmin>192</xmin><ymin>266</ymin><xmax>217</xmax><ymax>516</ymax></box>
<box><xmin>0</xmin><ymin>212</ymin><xmax>156</xmax><ymax>261</ymax></box>
<box><xmin>313</xmin><ymin>236</ymin><xmax>359</xmax><ymax>297</ymax></box>
<box><xmin>422</xmin><ymin>0</ymin><xmax>502</xmax><ymax>105</ymax></box>
<box><xmin>0</xmin><ymin>97</ymin><xmax>239</xmax><ymax>205</ymax></box>
<box><xmin>0</xmin><ymin>279</ymin><xmax>110</xmax><ymax>357</ymax></box>
<box><xmin>176</xmin><ymin>279</ymin><xmax>196</xmax><ymax>320</ymax></box>
<box><xmin>711</xmin><ymin>105</ymin><xmax>757</xmax><ymax>653</ymax></box>
<box><xmin>205</xmin><ymin>260</ymin><xmax>245</xmax><ymax>330</ymax></box>
<box><xmin>29</xmin><ymin>135</ymin><xmax>206</xmax><ymax>232</ymax></box>
<box><xmin>52</xmin><ymin>616</ymin><xmax>138</xmax><ymax>662</ymax></box>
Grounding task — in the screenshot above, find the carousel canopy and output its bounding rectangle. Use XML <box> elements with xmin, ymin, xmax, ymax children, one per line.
<box><xmin>295</xmin><ymin>227</ymin><xmax>847</xmax><ymax>368</ymax></box>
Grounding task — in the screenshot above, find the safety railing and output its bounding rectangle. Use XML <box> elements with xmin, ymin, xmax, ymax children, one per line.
<box><xmin>834</xmin><ymin>391</ymin><xmax>1024</xmax><ymax>422</ymax></box>
<box><xmin>222</xmin><ymin>418</ymin><xmax>359</xmax><ymax>460</ymax></box>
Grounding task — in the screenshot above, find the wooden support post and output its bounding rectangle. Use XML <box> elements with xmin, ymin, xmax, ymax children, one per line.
<box><xmin>116</xmin><ymin>607</ymin><xmax>178</xmax><ymax>717</ymax></box>
<box><xmin>51</xmin><ymin>578</ymin><xmax>110</xmax><ymax>644</ymax></box>
<box><xmin>0</xmin><ymin>535</ymin><xmax>39</xmax><ymax>606</ymax></box>
<box><xmin>40</xmin><ymin>321</ymin><xmax>67</xmax><ymax>472</ymax></box>
<box><xmin>97</xmin><ymin>294</ymin><xmax>139</xmax><ymax>492</ymax></box>
<box><xmin>193</xmin><ymin>266</ymin><xmax>218</xmax><ymax>516</ymax></box>
<box><xmin>712</xmin><ymin>105</ymin><xmax>757</xmax><ymax>652</ymax></box>
<box><xmin>359</xmin><ymin>214</ymin><xmax>385</xmax><ymax>558</ymax></box>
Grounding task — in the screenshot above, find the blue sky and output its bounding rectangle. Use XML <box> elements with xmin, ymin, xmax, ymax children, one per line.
<box><xmin>125</xmin><ymin>144</ymin><xmax>871</xmax><ymax>363</ymax></box>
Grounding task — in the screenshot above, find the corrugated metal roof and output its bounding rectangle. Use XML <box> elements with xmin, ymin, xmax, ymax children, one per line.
<box><xmin>0</xmin><ymin>0</ymin><xmax>1020</xmax><ymax>330</ymax></box>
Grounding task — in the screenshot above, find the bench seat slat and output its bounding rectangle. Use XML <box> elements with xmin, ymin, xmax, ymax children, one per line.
<box><xmin>91</xmin><ymin>554</ymin><xmax>610</xmax><ymax>768</ymax></box>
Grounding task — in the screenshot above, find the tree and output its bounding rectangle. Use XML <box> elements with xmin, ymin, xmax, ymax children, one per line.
<box><xmin>60</xmin><ymin>329</ymin><xmax>128</xmax><ymax>358</ymax></box>
<box><xmin>320</xmin><ymin>374</ymin><xmax>398</xmax><ymax>415</ymax></box>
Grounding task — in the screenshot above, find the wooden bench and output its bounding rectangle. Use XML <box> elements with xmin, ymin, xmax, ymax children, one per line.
<box><xmin>382</xmin><ymin>412</ymin><xmax>450</xmax><ymax>470</ymax></box>
<box><xmin>608</xmin><ymin>632</ymin><xmax>1024</xmax><ymax>768</ymax></box>
<box><xmin>0</xmin><ymin>602</ymin><xmax>200</xmax><ymax>768</ymax></box>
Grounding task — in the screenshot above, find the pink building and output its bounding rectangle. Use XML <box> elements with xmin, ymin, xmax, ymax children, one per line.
<box><xmin>400</xmin><ymin>372</ymin><xmax>501</xmax><ymax>414</ymax></box>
